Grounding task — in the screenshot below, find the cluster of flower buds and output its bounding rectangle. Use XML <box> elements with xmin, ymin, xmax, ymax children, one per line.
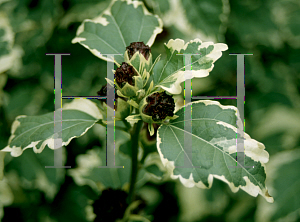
<box><xmin>123</xmin><ymin>42</ymin><xmax>153</xmax><ymax>91</ymax></box>
<box><xmin>98</xmin><ymin>41</ymin><xmax>177</xmax><ymax>127</ymax></box>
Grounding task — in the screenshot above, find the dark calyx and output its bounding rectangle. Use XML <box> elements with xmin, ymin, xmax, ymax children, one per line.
<box><xmin>126</xmin><ymin>42</ymin><xmax>151</xmax><ymax>60</ymax></box>
<box><xmin>115</xmin><ymin>62</ymin><xmax>137</xmax><ymax>88</ymax></box>
<box><xmin>143</xmin><ymin>91</ymin><xmax>175</xmax><ymax>121</ymax></box>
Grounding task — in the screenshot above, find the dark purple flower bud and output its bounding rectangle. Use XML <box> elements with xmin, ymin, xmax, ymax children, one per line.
<box><xmin>92</xmin><ymin>188</ymin><xmax>128</xmax><ymax>222</ymax></box>
<box><xmin>126</xmin><ymin>42</ymin><xmax>151</xmax><ymax>60</ymax></box>
<box><xmin>115</xmin><ymin>62</ymin><xmax>138</xmax><ymax>88</ymax></box>
<box><xmin>142</xmin><ymin>91</ymin><xmax>175</xmax><ymax>122</ymax></box>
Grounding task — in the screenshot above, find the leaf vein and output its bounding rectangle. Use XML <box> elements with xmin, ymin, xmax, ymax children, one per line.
<box><xmin>12</xmin><ymin>119</ymin><xmax>96</xmax><ymax>144</ymax></box>
<box><xmin>168</xmin><ymin>124</ymin><xmax>263</xmax><ymax>189</ymax></box>
<box><xmin>110</xmin><ymin>13</ymin><xmax>126</xmax><ymax>47</ymax></box>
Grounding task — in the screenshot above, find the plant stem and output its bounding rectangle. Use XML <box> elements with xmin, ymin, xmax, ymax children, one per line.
<box><xmin>127</xmin><ymin>118</ymin><xmax>143</xmax><ymax>204</ymax></box>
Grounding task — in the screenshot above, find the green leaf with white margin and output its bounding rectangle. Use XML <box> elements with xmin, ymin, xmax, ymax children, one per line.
<box><xmin>68</xmin><ymin>147</ymin><xmax>149</xmax><ymax>190</ymax></box>
<box><xmin>145</xmin><ymin>0</ymin><xmax>171</xmax><ymax>15</ymax></box>
<box><xmin>0</xmin><ymin>177</ymin><xmax>13</xmax><ymax>220</ymax></box>
<box><xmin>256</xmin><ymin>148</ymin><xmax>300</xmax><ymax>222</ymax></box>
<box><xmin>72</xmin><ymin>0</ymin><xmax>163</xmax><ymax>64</ymax></box>
<box><xmin>143</xmin><ymin>152</ymin><xmax>167</xmax><ymax>180</ymax></box>
<box><xmin>69</xmin><ymin>103</ymin><xmax>149</xmax><ymax>189</ymax></box>
<box><xmin>0</xmin><ymin>12</ymin><xmax>16</xmax><ymax>74</ymax></box>
<box><xmin>181</xmin><ymin>0</ymin><xmax>230</xmax><ymax>39</ymax></box>
<box><xmin>119</xmin><ymin>139</ymin><xmax>166</xmax><ymax>180</ymax></box>
<box><xmin>6</xmin><ymin>147</ymin><xmax>67</xmax><ymax>199</ymax></box>
<box><xmin>152</xmin><ymin>38</ymin><xmax>228</xmax><ymax>94</ymax></box>
<box><xmin>157</xmin><ymin>100</ymin><xmax>273</xmax><ymax>203</ymax></box>
<box><xmin>1</xmin><ymin>99</ymin><xmax>102</xmax><ymax>157</ymax></box>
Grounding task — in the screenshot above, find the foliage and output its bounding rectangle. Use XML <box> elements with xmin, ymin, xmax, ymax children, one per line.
<box><xmin>0</xmin><ymin>0</ymin><xmax>299</xmax><ymax>221</ymax></box>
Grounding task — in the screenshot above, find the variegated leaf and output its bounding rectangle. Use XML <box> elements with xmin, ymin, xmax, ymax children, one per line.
<box><xmin>152</xmin><ymin>38</ymin><xmax>228</xmax><ymax>94</ymax></box>
<box><xmin>1</xmin><ymin>99</ymin><xmax>102</xmax><ymax>157</ymax></box>
<box><xmin>72</xmin><ymin>0</ymin><xmax>163</xmax><ymax>64</ymax></box>
<box><xmin>157</xmin><ymin>100</ymin><xmax>273</xmax><ymax>202</ymax></box>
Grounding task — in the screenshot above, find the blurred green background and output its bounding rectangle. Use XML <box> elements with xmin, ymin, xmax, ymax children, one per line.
<box><xmin>0</xmin><ymin>0</ymin><xmax>299</xmax><ymax>221</ymax></box>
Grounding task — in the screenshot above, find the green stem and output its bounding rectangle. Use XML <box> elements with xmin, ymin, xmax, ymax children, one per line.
<box><xmin>127</xmin><ymin>118</ymin><xmax>143</xmax><ymax>204</ymax></box>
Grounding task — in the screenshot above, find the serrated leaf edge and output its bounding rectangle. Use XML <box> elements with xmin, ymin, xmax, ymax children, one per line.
<box><xmin>157</xmin><ymin>38</ymin><xmax>228</xmax><ymax>94</ymax></box>
<box><xmin>1</xmin><ymin>116</ymin><xmax>98</xmax><ymax>157</ymax></box>
<box><xmin>1</xmin><ymin>99</ymin><xmax>102</xmax><ymax>157</ymax></box>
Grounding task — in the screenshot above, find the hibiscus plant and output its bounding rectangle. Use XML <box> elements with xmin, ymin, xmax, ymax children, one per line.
<box><xmin>1</xmin><ymin>0</ymin><xmax>274</xmax><ymax>221</ymax></box>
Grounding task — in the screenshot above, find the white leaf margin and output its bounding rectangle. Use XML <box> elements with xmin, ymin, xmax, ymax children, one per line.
<box><xmin>0</xmin><ymin>12</ymin><xmax>17</xmax><ymax>74</ymax></box>
<box><xmin>63</xmin><ymin>98</ymin><xmax>103</xmax><ymax>120</ymax></box>
<box><xmin>68</xmin><ymin>149</ymin><xmax>103</xmax><ymax>191</ymax></box>
<box><xmin>1</xmin><ymin>99</ymin><xmax>102</xmax><ymax>157</ymax></box>
<box><xmin>143</xmin><ymin>152</ymin><xmax>169</xmax><ymax>181</ymax></box>
<box><xmin>68</xmin><ymin>146</ymin><xmax>150</xmax><ymax>191</ymax></box>
<box><xmin>161</xmin><ymin>0</ymin><xmax>230</xmax><ymax>42</ymax></box>
<box><xmin>71</xmin><ymin>0</ymin><xmax>163</xmax><ymax>63</ymax></box>
<box><xmin>157</xmin><ymin>38</ymin><xmax>228</xmax><ymax>94</ymax></box>
<box><xmin>0</xmin><ymin>177</ymin><xmax>14</xmax><ymax>220</ymax></box>
<box><xmin>256</xmin><ymin>148</ymin><xmax>300</xmax><ymax>222</ymax></box>
<box><xmin>162</xmin><ymin>0</ymin><xmax>213</xmax><ymax>42</ymax></box>
<box><xmin>156</xmin><ymin>100</ymin><xmax>274</xmax><ymax>203</ymax></box>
